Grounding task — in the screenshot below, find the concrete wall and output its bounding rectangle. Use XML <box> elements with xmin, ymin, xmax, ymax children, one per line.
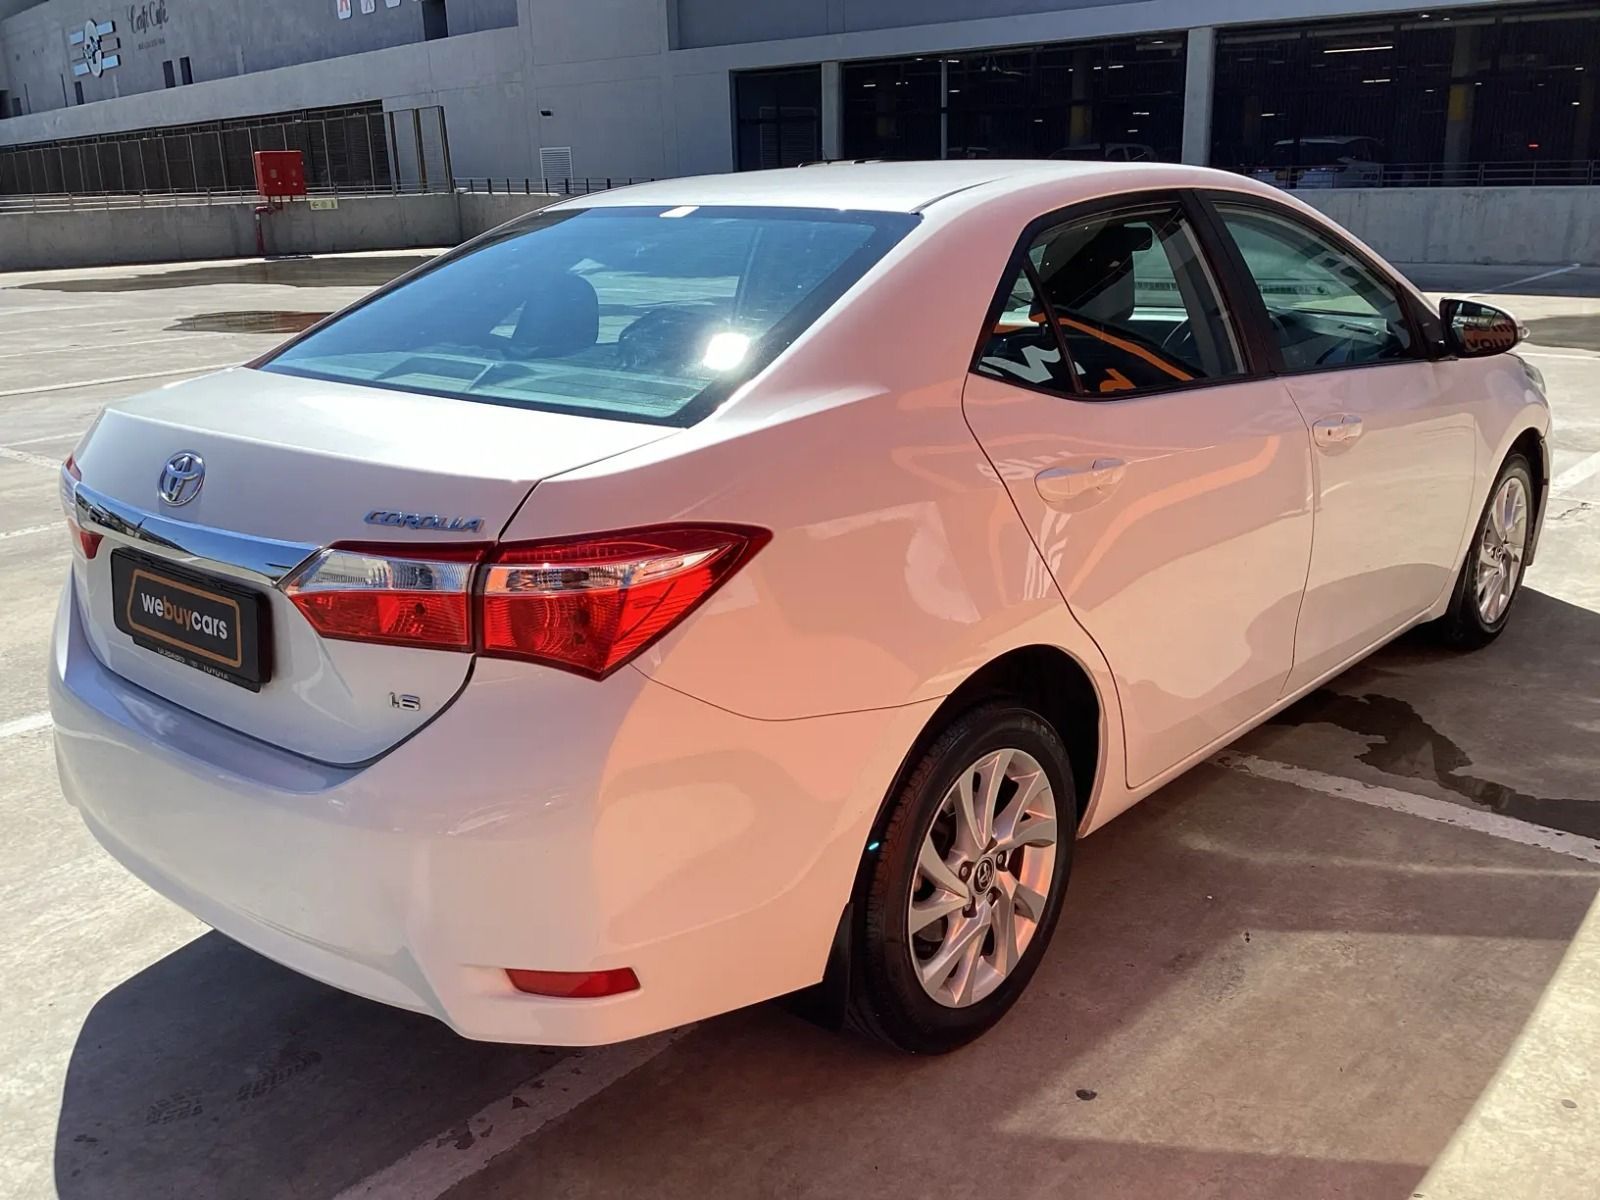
<box><xmin>0</xmin><ymin>189</ymin><xmax>557</xmax><ymax>269</ymax></box>
<box><xmin>455</xmin><ymin>190</ymin><xmax>556</xmax><ymax>238</ymax></box>
<box><xmin>0</xmin><ymin>0</ymin><xmax>515</xmax><ymax>118</ymax></box>
<box><xmin>7</xmin><ymin>183</ymin><xmax>1593</xmax><ymax>274</ymax></box>
<box><xmin>1297</xmin><ymin>187</ymin><xmax>1600</xmax><ymax>267</ymax></box>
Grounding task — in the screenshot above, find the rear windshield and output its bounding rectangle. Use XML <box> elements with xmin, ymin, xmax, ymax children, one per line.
<box><xmin>261</xmin><ymin>205</ymin><xmax>918</xmax><ymax>426</ymax></box>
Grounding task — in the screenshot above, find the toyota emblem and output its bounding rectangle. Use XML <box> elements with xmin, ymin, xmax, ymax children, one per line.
<box><xmin>158</xmin><ymin>451</ymin><xmax>205</xmax><ymax>506</ymax></box>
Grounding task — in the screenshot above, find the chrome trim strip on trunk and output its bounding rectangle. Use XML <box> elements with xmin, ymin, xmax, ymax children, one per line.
<box><xmin>74</xmin><ymin>481</ymin><xmax>319</xmax><ymax>584</ymax></box>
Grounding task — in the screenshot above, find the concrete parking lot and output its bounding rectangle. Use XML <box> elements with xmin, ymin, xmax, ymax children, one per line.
<box><xmin>3</xmin><ymin>253</ymin><xmax>1600</xmax><ymax>1200</ymax></box>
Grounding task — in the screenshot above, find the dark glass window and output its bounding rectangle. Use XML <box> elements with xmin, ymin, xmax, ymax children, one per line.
<box><xmin>979</xmin><ymin>204</ymin><xmax>1242</xmax><ymax>398</ymax></box>
<box><xmin>180</xmin><ymin>57</ymin><xmax>193</xmax><ymax>86</ymax></box>
<box><xmin>1214</xmin><ymin>4</ymin><xmax>1600</xmax><ymax>187</ymax></box>
<box><xmin>734</xmin><ymin>67</ymin><xmax>821</xmax><ymax>170</ymax></box>
<box><xmin>843</xmin><ymin>35</ymin><xmax>1186</xmax><ymax>162</ymax></box>
<box><xmin>1216</xmin><ymin>202</ymin><xmax>1415</xmax><ymax>370</ymax></box>
<box><xmin>73</xmin><ymin>82</ymin><xmax>84</xmax><ymax>106</ymax></box>
<box><xmin>842</xmin><ymin>57</ymin><xmax>942</xmax><ymax>160</ymax></box>
<box><xmin>976</xmin><ymin>266</ymin><xmax>1077</xmax><ymax>391</ymax></box>
<box><xmin>162</xmin><ymin>60</ymin><xmax>176</xmax><ymax>89</ymax></box>
<box><xmin>264</xmin><ymin>206</ymin><xmax>917</xmax><ymax>426</ymax></box>
<box><xmin>421</xmin><ymin>0</ymin><xmax>448</xmax><ymax>41</ymax></box>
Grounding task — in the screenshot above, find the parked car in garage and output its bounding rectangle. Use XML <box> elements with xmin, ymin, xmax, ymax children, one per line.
<box><xmin>1251</xmin><ymin>135</ymin><xmax>1386</xmax><ymax>188</ymax></box>
<box><xmin>52</xmin><ymin>160</ymin><xmax>1547</xmax><ymax>1053</ymax></box>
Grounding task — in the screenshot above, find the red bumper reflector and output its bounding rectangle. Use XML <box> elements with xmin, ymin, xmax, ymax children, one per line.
<box><xmin>505</xmin><ymin>967</ymin><xmax>640</xmax><ymax>998</ymax></box>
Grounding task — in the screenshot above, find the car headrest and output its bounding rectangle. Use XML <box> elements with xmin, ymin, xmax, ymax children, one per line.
<box><xmin>509</xmin><ymin>271</ymin><xmax>599</xmax><ymax>358</ymax></box>
<box><xmin>1037</xmin><ymin>224</ymin><xmax>1152</xmax><ymax>327</ymax></box>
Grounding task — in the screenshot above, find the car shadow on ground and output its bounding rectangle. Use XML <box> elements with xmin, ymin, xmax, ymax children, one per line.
<box><xmin>52</xmin><ymin>935</ymin><xmax>567</xmax><ymax>1198</ymax></box>
<box><xmin>436</xmin><ymin>763</ymin><xmax>1600</xmax><ymax>1200</ymax></box>
<box><xmin>52</xmin><ymin>590</ymin><xmax>1600</xmax><ymax>1200</ymax></box>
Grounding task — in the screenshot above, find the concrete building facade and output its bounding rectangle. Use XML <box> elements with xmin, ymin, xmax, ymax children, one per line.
<box><xmin>0</xmin><ymin>0</ymin><xmax>1596</xmax><ymax>189</ymax></box>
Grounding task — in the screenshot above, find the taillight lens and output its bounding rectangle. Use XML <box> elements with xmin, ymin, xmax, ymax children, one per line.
<box><xmin>61</xmin><ymin>456</ymin><xmax>102</xmax><ymax>558</ymax></box>
<box><xmin>278</xmin><ymin>526</ymin><xmax>767</xmax><ymax>674</ymax></box>
<box><xmin>282</xmin><ymin>545</ymin><xmax>481</xmax><ymax>651</ymax></box>
<box><xmin>480</xmin><ymin>525</ymin><xmax>767</xmax><ymax>678</ymax></box>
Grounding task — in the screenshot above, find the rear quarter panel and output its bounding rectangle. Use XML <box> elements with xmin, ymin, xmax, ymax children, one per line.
<box><xmin>497</xmin><ymin>191</ymin><xmax>1121</xmax><ymax>730</ymax></box>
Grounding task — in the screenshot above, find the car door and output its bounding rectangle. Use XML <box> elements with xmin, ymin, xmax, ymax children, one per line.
<box><xmin>1206</xmin><ymin>196</ymin><xmax>1477</xmax><ymax>693</ymax></box>
<box><xmin>962</xmin><ymin>193</ymin><xmax>1315</xmax><ymax>789</ymax></box>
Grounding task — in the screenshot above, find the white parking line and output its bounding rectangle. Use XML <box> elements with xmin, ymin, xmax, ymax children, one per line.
<box><xmin>1471</xmin><ymin>263</ymin><xmax>1582</xmax><ymax>295</ymax></box>
<box><xmin>1214</xmin><ymin>750</ymin><xmax>1600</xmax><ymax>866</ymax></box>
<box><xmin>1</xmin><ymin>431</ymin><xmax>81</xmax><ymax>447</ymax></box>
<box><xmin>0</xmin><ymin>523</ymin><xmax>58</xmax><ymax>541</ymax></box>
<box><xmin>1522</xmin><ymin>349</ymin><xmax>1600</xmax><ymax>362</ymax></box>
<box><xmin>0</xmin><ymin>445</ymin><xmax>61</xmax><ymax>469</ymax></box>
<box><xmin>0</xmin><ymin>363</ymin><xmax>236</xmax><ymax>399</ymax></box>
<box><xmin>0</xmin><ymin>711</ymin><xmax>52</xmax><ymax>741</ymax></box>
<box><xmin>1553</xmin><ymin>450</ymin><xmax>1600</xmax><ymax>496</ymax></box>
<box><xmin>335</xmin><ymin>1028</ymin><xmax>689</xmax><ymax>1200</ymax></box>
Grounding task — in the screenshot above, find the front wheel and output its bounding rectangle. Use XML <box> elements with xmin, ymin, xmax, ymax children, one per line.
<box><xmin>1434</xmin><ymin>452</ymin><xmax>1535</xmax><ymax>649</ymax></box>
<box><xmin>846</xmin><ymin>703</ymin><xmax>1074</xmax><ymax>1053</ymax></box>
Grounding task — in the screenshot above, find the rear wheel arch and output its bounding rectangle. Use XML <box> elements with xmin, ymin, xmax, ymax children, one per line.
<box><xmin>873</xmin><ymin>645</ymin><xmax>1103</xmax><ymax>850</ymax></box>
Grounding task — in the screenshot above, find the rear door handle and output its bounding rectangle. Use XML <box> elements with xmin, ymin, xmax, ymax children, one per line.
<box><xmin>1036</xmin><ymin>458</ymin><xmax>1127</xmax><ymax>507</ymax></box>
<box><xmin>1312</xmin><ymin>414</ymin><xmax>1364</xmax><ymax>450</ymax></box>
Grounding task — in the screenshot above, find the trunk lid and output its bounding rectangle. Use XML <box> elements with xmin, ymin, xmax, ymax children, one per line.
<box><xmin>70</xmin><ymin>367</ymin><xmax>674</xmax><ymax>763</ymax></box>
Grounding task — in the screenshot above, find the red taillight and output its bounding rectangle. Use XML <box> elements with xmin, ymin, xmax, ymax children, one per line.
<box><xmin>67</xmin><ymin>519</ymin><xmax>102</xmax><ymax>559</ymax></box>
<box><xmin>279</xmin><ymin>526</ymin><xmax>767</xmax><ymax>673</ymax></box>
<box><xmin>281</xmin><ymin>544</ymin><xmax>481</xmax><ymax>651</ymax></box>
<box><xmin>479</xmin><ymin>525</ymin><xmax>768</xmax><ymax>678</ymax></box>
<box><xmin>61</xmin><ymin>456</ymin><xmax>100</xmax><ymax>557</ymax></box>
<box><xmin>505</xmin><ymin>967</ymin><xmax>640</xmax><ymax>998</ymax></box>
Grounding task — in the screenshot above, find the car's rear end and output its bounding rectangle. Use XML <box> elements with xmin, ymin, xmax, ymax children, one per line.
<box><xmin>49</xmin><ymin>198</ymin><xmax>927</xmax><ymax>1042</ymax></box>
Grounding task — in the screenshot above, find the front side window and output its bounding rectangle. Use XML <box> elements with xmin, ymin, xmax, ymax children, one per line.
<box><xmin>1011</xmin><ymin>203</ymin><xmax>1243</xmax><ymax>397</ymax></box>
<box><xmin>262</xmin><ymin>206</ymin><xmax>916</xmax><ymax>425</ymax></box>
<box><xmin>1215</xmin><ymin>202</ymin><xmax>1415</xmax><ymax>371</ymax></box>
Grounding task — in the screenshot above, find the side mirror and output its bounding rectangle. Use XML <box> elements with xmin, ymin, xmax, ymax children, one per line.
<box><xmin>1441</xmin><ymin>298</ymin><xmax>1522</xmax><ymax>357</ymax></box>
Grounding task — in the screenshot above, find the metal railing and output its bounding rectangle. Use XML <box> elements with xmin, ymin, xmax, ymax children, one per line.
<box><xmin>453</xmin><ymin>176</ymin><xmax>653</xmax><ymax>196</ymax></box>
<box><xmin>0</xmin><ymin>104</ymin><xmax>450</xmax><ymax>200</ymax></box>
<box><xmin>0</xmin><ymin>179</ymin><xmax>447</xmax><ymax>213</ymax></box>
<box><xmin>1251</xmin><ymin>159</ymin><xmax>1600</xmax><ymax>189</ymax></box>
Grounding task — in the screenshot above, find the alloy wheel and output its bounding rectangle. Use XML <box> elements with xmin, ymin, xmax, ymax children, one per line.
<box><xmin>907</xmin><ymin>748</ymin><xmax>1059</xmax><ymax>1008</ymax></box>
<box><xmin>1475</xmin><ymin>473</ymin><xmax>1529</xmax><ymax>625</ymax></box>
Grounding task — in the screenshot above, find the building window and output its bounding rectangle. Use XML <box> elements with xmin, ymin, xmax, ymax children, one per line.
<box><xmin>73</xmin><ymin>81</ymin><xmax>84</xmax><ymax>106</ymax></box>
<box><xmin>843</xmin><ymin>35</ymin><xmax>1187</xmax><ymax>162</ymax></box>
<box><xmin>162</xmin><ymin>60</ymin><xmax>176</xmax><ymax>89</ymax></box>
<box><xmin>421</xmin><ymin>0</ymin><xmax>448</xmax><ymax>41</ymax></box>
<box><xmin>734</xmin><ymin>66</ymin><xmax>822</xmax><ymax>170</ymax></box>
<box><xmin>1213</xmin><ymin>4</ymin><xmax>1600</xmax><ymax>187</ymax></box>
<box><xmin>180</xmin><ymin>57</ymin><xmax>193</xmax><ymax>85</ymax></box>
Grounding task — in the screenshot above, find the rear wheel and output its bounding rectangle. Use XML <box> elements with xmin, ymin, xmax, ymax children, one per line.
<box><xmin>1434</xmin><ymin>452</ymin><xmax>1534</xmax><ymax>649</ymax></box>
<box><xmin>847</xmin><ymin>703</ymin><xmax>1074</xmax><ymax>1053</ymax></box>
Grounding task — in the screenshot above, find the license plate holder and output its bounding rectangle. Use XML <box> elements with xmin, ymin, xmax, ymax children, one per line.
<box><xmin>110</xmin><ymin>549</ymin><xmax>271</xmax><ymax>691</ymax></box>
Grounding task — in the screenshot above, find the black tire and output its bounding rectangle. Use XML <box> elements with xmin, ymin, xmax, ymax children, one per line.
<box><xmin>845</xmin><ymin>702</ymin><xmax>1074</xmax><ymax>1054</ymax></box>
<box><xmin>1433</xmin><ymin>451</ymin><xmax>1535</xmax><ymax>650</ymax></box>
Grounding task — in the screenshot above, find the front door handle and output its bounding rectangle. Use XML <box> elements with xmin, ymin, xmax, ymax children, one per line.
<box><xmin>1312</xmin><ymin>414</ymin><xmax>1364</xmax><ymax>450</ymax></box>
<box><xmin>1036</xmin><ymin>457</ymin><xmax>1127</xmax><ymax>507</ymax></box>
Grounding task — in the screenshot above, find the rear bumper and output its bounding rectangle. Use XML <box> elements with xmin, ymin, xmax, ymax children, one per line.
<box><xmin>50</xmin><ymin>579</ymin><xmax>935</xmax><ymax>1044</ymax></box>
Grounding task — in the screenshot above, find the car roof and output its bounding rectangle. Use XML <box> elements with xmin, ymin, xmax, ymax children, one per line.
<box><xmin>549</xmin><ymin>159</ymin><xmax>1252</xmax><ymax>216</ymax></box>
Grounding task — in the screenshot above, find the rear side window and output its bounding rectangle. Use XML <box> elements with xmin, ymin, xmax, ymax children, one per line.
<box><xmin>262</xmin><ymin>206</ymin><xmax>917</xmax><ymax>426</ymax></box>
<box><xmin>1214</xmin><ymin>202</ymin><xmax>1415</xmax><ymax>372</ymax></box>
<box><xmin>978</xmin><ymin>202</ymin><xmax>1243</xmax><ymax>399</ymax></box>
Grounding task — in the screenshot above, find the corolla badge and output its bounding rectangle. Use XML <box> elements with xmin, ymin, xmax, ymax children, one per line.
<box><xmin>157</xmin><ymin>451</ymin><xmax>205</xmax><ymax>506</ymax></box>
<box><xmin>364</xmin><ymin>510</ymin><xmax>485</xmax><ymax>533</ymax></box>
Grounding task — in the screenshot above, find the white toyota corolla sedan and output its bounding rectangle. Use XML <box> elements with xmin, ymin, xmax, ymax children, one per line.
<box><xmin>51</xmin><ymin>161</ymin><xmax>1548</xmax><ymax>1053</ymax></box>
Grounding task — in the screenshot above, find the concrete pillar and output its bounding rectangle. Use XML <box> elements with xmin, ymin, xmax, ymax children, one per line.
<box><xmin>821</xmin><ymin>61</ymin><xmax>841</xmax><ymax>160</ymax></box>
<box><xmin>1443</xmin><ymin>25</ymin><xmax>1478</xmax><ymax>168</ymax></box>
<box><xmin>1182</xmin><ymin>27</ymin><xmax>1215</xmax><ymax>165</ymax></box>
